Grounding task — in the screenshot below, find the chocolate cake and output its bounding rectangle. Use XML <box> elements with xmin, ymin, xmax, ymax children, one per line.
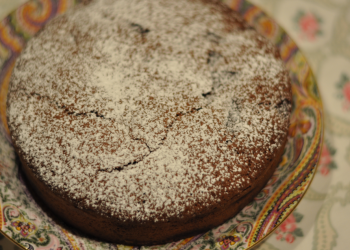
<box><xmin>6</xmin><ymin>0</ymin><xmax>292</xmax><ymax>245</ymax></box>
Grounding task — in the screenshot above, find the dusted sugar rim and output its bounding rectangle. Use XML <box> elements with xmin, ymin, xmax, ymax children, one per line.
<box><xmin>0</xmin><ymin>0</ymin><xmax>323</xmax><ymax>249</ymax></box>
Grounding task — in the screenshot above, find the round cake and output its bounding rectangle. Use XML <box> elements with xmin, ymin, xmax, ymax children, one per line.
<box><xmin>7</xmin><ymin>0</ymin><xmax>292</xmax><ymax>245</ymax></box>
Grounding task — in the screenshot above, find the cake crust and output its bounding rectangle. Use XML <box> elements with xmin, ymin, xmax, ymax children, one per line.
<box><xmin>7</xmin><ymin>0</ymin><xmax>292</xmax><ymax>244</ymax></box>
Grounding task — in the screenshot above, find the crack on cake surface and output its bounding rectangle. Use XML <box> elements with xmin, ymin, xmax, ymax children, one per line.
<box><xmin>159</xmin><ymin>107</ymin><xmax>204</xmax><ymax>141</ymax></box>
<box><xmin>131</xmin><ymin>22</ymin><xmax>150</xmax><ymax>43</ymax></box>
<box><xmin>275</xmin><ymin>98</ymin><xmax>292</xmax><ymax>114</ymax></box>
<box><xmin>205</xmin><ymin>31</ymin><xmax>222</xmax><ymax>44</ymax></box>
<box><xmin>104</xmin><ymin>106</ymin><xmax>205</xmax><ymax>172</ymax></box>
<box><xmin>206</xmin><ymin>50</ymin><xmax>223</xmax><ymax>65</ymax></box>
<box><xmin>65</xmin><ymin>110</ymin><xmax>108</xmax><ymax>118</ymax></box>
<box><xmin>202</xmin><ymin>71</ymin><xmax>238</xmax><ymax>103</ymax></box>
<box><xmin>25</xmin><ymin>92</ymin><xmax>111</xmax><ymax>120</ymax></box>
<box><xmin>131</xmin><ymin>23</ymin><xmax>150</xmax><ymax>35</ymax></box>
<box><xmin>226</xmin><ymin>99</ymin><xmax>242</xmax><ymax>133</ymax></box>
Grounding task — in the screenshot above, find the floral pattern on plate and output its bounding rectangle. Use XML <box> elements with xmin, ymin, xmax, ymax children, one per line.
<box><xmin>0</xmin><ymin>0</ymin><xmax>323</xmax><ymax>249</ymax></box>
<box><xmin>274</xmin><ymin>211</ymin><xmax>304</xmax><ymax>244</ymax></box>
<box><xmin>294</xmin><ymin>10</ymin><xmax>323</xmax><ymax>41</ymax></box>
<box><xmin>336</xmin><ymin>73</ymin><xmax>350</xmax><ymax>111</ymax></box>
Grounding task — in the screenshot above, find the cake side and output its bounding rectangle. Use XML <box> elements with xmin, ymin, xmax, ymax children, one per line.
<box><xmin>12</xmin><ymin>132</ymin><xmax>286</xmax><ymax>244</ymax></box>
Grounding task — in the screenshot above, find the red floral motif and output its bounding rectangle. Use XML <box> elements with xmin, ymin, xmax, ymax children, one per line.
<box><xmin>285</xmin><ymin>233</ymin><xmax>295</xmax><ymax>244</ymax></box>
<box><xmin>274</xmin><ymin>212</ymin><xmax>303</xmax><ymax>243</ymax></box>
<box><xmin>11</xmin><ymin>220</ymin><xmax>36</xmax><ymax>237</ymax></box>
<box><xmin>294</xmin><ymin>10</ymin><xmax>323</xmax><ymax>41</ymax></box>
<box><xmin>318</xmin><ymin>142</ymin><xmax>337</xmax><ymax>176</ymax></box>
<box><xmin>343</xmin><ymin>82</ymin><xmax>350</xmax><ymax>101</ymax></box>
<box><xmin>320</xmin><ymin>166</ymin><xmax>329</xmax><ymax>176</ymax></box>
<box><xmin>280</xmin><ymin>215</ymin><xmax>297</xmax><ymax>233</ymax></box>
<box><xmin>276</xmin><ymin>233</ymin><xmax>283</xmax><ymax>241</ymax></box>
<box><xmin>341</xmin><ymin>82</ymin><xmax>350</xmax><ymax>110</ymax></box>
<box><xmin>217</xmin><ymin>235</ymin><xmax>241</xmax><ymax>250</ymax></box>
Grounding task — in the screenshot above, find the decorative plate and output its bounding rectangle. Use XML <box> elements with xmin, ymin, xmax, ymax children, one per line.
<box><xmin>0</xmin><ymin>0</ymin><xmax>323</xmax><ymax>249</ymax></box>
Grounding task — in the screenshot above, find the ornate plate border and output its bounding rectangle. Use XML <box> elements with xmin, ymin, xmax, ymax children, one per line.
<box><xmin>0</xmin><ymin>0</ymin><xmax>323</xmax><ymax>249</ymax></box>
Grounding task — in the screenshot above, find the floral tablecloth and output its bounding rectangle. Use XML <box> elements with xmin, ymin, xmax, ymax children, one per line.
<box><xmin>0</xmin><ymin>0</ymin><xmax>349</xmax><ymax>249</ymax></box>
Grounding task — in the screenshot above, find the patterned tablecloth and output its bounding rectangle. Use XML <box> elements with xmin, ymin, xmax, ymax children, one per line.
<box><xmin>0</xmin><ymin>0</ymin><xmax>349</xmax><ymax>249</ymax></box>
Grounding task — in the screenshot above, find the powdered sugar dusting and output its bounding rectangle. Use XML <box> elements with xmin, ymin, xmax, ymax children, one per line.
<box><xmin>7</xmin><ymin>0</ymin><xmax>291</xmax><ymax>221</ymax></box>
